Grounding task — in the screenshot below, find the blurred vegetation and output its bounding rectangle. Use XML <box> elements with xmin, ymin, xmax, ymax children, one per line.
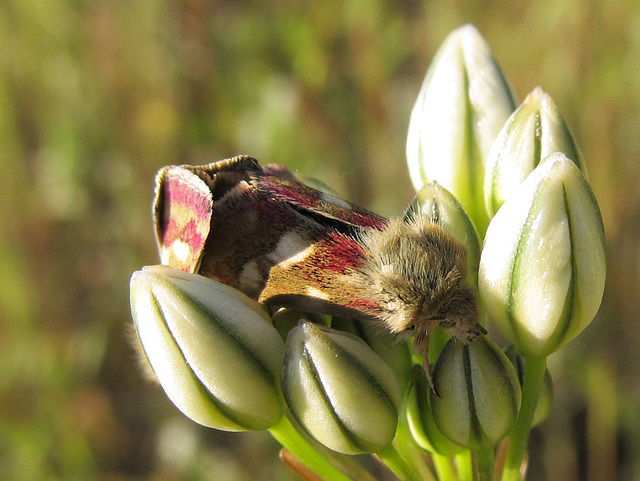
<box><xmin>1</xmin><ymin>0</ymin><xmax>639</xmax><ymax>480</ymax></box>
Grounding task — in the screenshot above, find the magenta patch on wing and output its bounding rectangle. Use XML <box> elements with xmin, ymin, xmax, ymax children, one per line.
<box><xmin>162</xmin><ymin>218</ymin><xmax>205</xmax><ymax>249</ymax></box>
<box><xmin>320</xmin><ymin>232</ymin><xmax>365</xmax><ymax>273</ymax></box>
<box><xmin>154</xmin><ymin>167</ymin><xmax>213</xmax><ymax>272</ymax></box>
<box><xmin>345</xmin><ymin>297</ymin><xmax>382</xmax><ymax>312</ymax></box>
<box><xmin>258</xmin><ymin>175</ymin><xmax>388</xmax><ymax>230</ymax></box>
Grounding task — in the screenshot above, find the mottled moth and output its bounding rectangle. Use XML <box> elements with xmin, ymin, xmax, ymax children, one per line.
<box><xmin>153</xmin><ymin>155</ymin><xmax>485</xmax><ymax>384</ymax></box>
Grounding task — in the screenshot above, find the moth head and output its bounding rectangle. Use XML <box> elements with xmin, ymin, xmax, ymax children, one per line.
<box><xmin>360</xmin><ymin>218</ymin><xmax>484</xmax><ymax>341</ymax></box>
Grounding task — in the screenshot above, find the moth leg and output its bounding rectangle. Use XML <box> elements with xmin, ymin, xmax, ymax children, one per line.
<box><xmin>423</xmin><ymin>359</ymin><xmax>438</xmax><ymax>397</ymax></box>
<box><xmin>413</xmin><ymin>330</ymin><xmax>439</xmax><ymax>396</ymax></box>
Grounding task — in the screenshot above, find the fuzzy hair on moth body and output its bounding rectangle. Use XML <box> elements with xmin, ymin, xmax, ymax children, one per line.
<box><xmin>354</xmin><ymin>215</ymin><xmax>485</xmax><ymax>389</ymax></box>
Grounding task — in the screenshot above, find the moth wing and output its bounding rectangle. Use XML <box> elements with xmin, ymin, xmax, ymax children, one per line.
<box><xmin>254</xmin><ymin>173</ymin><xmax>388</xmax><ymax>231</ymax></box>
<box><xmin>153</xmin><ymin>166</ymin><xmax>213</xmax><ymax>273</ymax></box>
<box><xmin>258</xmin><ymin>229</ymin><xmax>385</xmax><ymax>321</ymax></box>
<box><xmin>153</xmin><ymin>155</ymin><xmax>265</xmax><ymax>273</ymax></box>
<box><xmin>153</xmin><ymin>156</ymin><xmax>388</xmax><ymax>322</ymax></box>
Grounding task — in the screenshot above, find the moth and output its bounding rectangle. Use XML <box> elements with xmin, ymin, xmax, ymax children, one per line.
<box><xmin>153</xmin><ymin>155</ymin><xmax>485</xmax><ymax>384</ymax></box>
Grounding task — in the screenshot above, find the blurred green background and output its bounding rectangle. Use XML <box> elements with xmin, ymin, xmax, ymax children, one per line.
<box><xmin>1</xmin><ymin>0</ymin><xmax>639</xmax><ymax>480</ymax></box>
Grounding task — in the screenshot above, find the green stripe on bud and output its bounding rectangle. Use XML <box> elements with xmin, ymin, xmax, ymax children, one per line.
<box><xmin>331</xmin><ymin>317</ymin><xmax>413</xmax><ymax>392</ymax></box>
<box><xmin>405</xmin><ymin>365</ymin><xmax>465</xmax><ymax>456</ymax></box>
<box><xmin>429</xmin><ymin>336</ymin><xmax>521</xmax><ymax>450</ymax></box>
<box><xmin>405</xmin><ymin>181</ymin><xmax>481</xmax><ymax>290</ymax></box>
<box><xmin>282</xmin><ymin>321</ymin><xmax>401</xmax><ymax>454</ymax></box>
<box><xmin>484</xmin><ymin>87</ymin><xmax>585</xmax><ymax>217</ymax></box>
<box><xmin>129</xmin><ymin>265</ymin><xmax>285</xmax><ymax>431</ymax></box>
<box><xmin>406</xmin><ymin>24</ymin><xmax>516</xmax><ymax>233</ymax></box>
<box><xmin>479</xmin><ymin>153</ymin><xmax>606</xmax><ymax>356</ymax></box>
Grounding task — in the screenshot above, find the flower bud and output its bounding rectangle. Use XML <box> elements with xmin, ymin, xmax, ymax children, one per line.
<box><xmin>405</xmin><ymin>365</ymin><xmax>464</xmax><ymax>456</ymax></box>
<box><xmin>479</xmin><ymin>153</ymin><xmax>606</xmax><ymax>356</ymax></box>
<box><xmin>282</xmin><ymin>321</ymin><xmax>401</xmax><ymax>454</ymax></box>
<box><xmin>270</xmin><ymin>307</ymin><xmax>331</xmax><ymax>340</ymax></box>
<box><xmin>429</xmin><ymin>336</ymin><xmax>521</xmax><ymax>450</ymax></box>
<box><xmin>503</xmin><ymin>345</ymin><xmax>553</xmax><ymax>426</ymax></box>
<box><xmin>129</xmin><ymin>265</ymin><xmax>285</xmax><ymax>431</ymax></box>
<box><xmin>484</xmin><ymin>87</ymin><xmax>586</xmax><ymax>216</ymax></box>
<box><xmin>331</xmin><ymin>317</ymin><xmax>413</xmax><ymax>391</ymax></box>
<box><xmin>407</xmin><ymin>24</ymin><xmax>516</xmax><ymax>232</ymax></box>
<box><xmin>405</xmin><ymin>181</ymin><xmax>481</xmax><ymax>289</ymax></box>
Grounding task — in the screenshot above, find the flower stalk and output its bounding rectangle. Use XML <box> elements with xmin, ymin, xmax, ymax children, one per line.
<box><xmin>500</xmin><ymin>355</ymin><xmax>548</xmax><ymax>481</ymax></box>
<box><xmin>377</xmin><ymin>444</ymin><xmax>423</xmax><ymax>481</ymax></box>
<box><xmin>475</xmin><ymin>447</ymin><xmax>495</xmax><ymax>481</ymax></box>
<box><xmin>455</xmin><ymin>450</ymin><xmax>474</xmax><ymax>481</ymax></box>
<box><xmin>394</xmin><ymin>405</ymin><xmax>439</xmax><ymax>481</ymax></box>
<box><xmin>269</xmin><ymin>415</ymin><xmax>355</xmax><ymax>481</ymax></box>
<box><xmin>431</xmin><ymin>453</ymin><xmax>457</xmax><ymax>481</ymax></box>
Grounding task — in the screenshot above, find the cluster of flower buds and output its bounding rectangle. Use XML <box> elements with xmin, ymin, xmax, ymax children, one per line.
<box><xmin>404</xmin><ymin>22</ymin><xmax>606</xmax><ymax>481</ymax></box>
<box><xmin>129</xmin><ymin>23</ymin><xmax>606</xmax><ymax>481</ymax></box>
<box><xmin>131</xmin><ymin>264</ymin><xmax>410</xmax><ymax>445</ymax></box>
<box><xmin>407</xmin><ymin>25</ymin><xmax>605</xmax><ymax>360</ymax></box>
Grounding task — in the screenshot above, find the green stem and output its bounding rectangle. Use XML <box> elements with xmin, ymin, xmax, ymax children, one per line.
<box><xmin>394</xmin><ymin>406</ymin><xmax>437</xmax><ymax>481</ymax></box>
<box><xmin>377</xmin><ymin>444</ymin><xmax>422</xmax><ymax>481</ymax></box>
<box><xmin>432</xmin><ymin>452</ymin><xmax>457</xmax><ymax>481</ymax></box>
<box><xmin>455</xmin><ymin>450</ymin><xmax>473</xmax><ymax>481</ymax></box>
<box><xmin>475</xmin><ymin>447</ymin><xmax>495</xmax><ymax>481</ymax></box>
<box><xmin>501</xmin><ymin>354</ymin><xmax>547</xmax><ymax>481</ymax></box>
<box><xmin>269</xmin><ymin>416</ymin><xmax>353</xmax><ymax>481</ymax></box>
<box><xmin>317</xmin><ymin>446</ymin><xmax>378</xmax><ymax>481</ymax></box>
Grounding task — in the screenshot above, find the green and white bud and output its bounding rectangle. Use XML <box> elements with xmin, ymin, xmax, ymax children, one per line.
<box><xmin>282</xmin><ymin>321</ymin><xmax>401</xmax><ymax>454</ymax></box>
<box><xmin>406</xmin><ymin>24</ymin><xmax>516</xmax><ymax>232</ymax></box>
<box><xmin>405</xmin><ymin>365</ymin><xmax>464</xmax><ymax>456</ymax></box>
<box><xmin>405</xmin><ymin>181</ymin><xmax>481</xmax><ymax>289</ymax></box>
<box><xmin>485</xmin><ymin>87</ymin><xmax>585</xmax><ymax>216</ymax></box>
<box><xmin>429</xmin><ymin>336</ymin><xmax>521</xmax><ymax>450</ymax></box>
<box><xmin>479</xmin><ymin>153</ymin><xmax>606</xmax><ymax>356</ymax></box>
<box><xmin>270</xmin><ymin>307</ymin><xmax>331</xmax><ymax>340</ymax></box>
<box><xmin>129</xmin><ymin>265</ymin><xmax>285</xmax><ymax>431</ymax></box>
<box><xmin>331</xmin><ymin>317</ymin><xmax>413</xmax><ymax>391</ymax></box>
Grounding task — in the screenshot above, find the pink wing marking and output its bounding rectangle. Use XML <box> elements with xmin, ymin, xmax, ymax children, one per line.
<box><xmin>256</xmin><ymin>174</ymin><xmax>388</xmax><ymax>230</ymax></box>
<box><xmin>155</xmin><ymin>167</ymin><xmax>213</xmax><ymax>272</ymax></box>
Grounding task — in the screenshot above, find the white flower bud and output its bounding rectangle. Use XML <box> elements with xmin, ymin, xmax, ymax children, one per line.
<box><xmin>407</xmin><ymin>24</ymin><xmax>516</xmax><ymax>232</ymax></box>
<box><xmin>129</xmin><ymin>265</ymin><xmax>285</xmax><ymax>431</ymax></box>
<box><xmin>485</xmin><ymin>87</ymin><xmax>585</xmax><ymax>216</ymax></box>
<box><xmin>429</xmin><ymin>336</ymin><xmax>521</xmax><ymax>450</ymax></box>
<box><xmin>282</xmin><ymin>321</ymin><xmax>401</xmax><ymax>454</ymax></box>
<box><xmin>405</xmin><ymin>365</ymin><xmax>464</xmax><ymax>456</ymax></box>
<box><xmin>479</xmin><ymin>154</ymin><xmax>606</xmax><ymax>355</ymax></box>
